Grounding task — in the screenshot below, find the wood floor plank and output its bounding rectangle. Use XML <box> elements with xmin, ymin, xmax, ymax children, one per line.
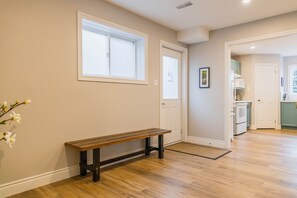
<box><xmin>9</xmin><ymin>130</ymin><xmax>297</xmax><ymax>198</ymax></box>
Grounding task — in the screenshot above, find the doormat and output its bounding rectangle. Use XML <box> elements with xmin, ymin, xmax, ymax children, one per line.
<box><xmin>165</xmin><ymin>142</ymin><xmax>231</xmax><ymax>160</ymax></box>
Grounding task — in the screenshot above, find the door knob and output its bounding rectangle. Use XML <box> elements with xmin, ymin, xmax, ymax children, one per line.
<box><xmin>257</xmin><ymin>99</ymin><xmax>262</xmax><ymax>102</ymax></box>
<box><xmin>162</xmin><ymin>103</ymin><xmax>166</xmax><ymax>105</ymax></box>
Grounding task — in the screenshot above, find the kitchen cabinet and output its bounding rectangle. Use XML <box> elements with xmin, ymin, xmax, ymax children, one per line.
<box><xmin>281</xmin><ymin>102</ymin><xmax>297</xmax><ymax>128</ymax></box>
<box><xmin>231</xmin><ymin>59</ymin><xmax>241</xmax><ymax>75</ymax></box>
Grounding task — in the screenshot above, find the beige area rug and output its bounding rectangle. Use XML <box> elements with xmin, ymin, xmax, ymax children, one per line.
<box><xmin>165</xmin><ymin>142</ymin><xmax>231</xmax><ymax>160</ymax></box>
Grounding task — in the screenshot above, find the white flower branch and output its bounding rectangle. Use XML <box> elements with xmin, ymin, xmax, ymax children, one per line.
<box><xmin>0</xmin><ymin>99</ymin><xmax>31</xmax><ymax>148</ymax></box>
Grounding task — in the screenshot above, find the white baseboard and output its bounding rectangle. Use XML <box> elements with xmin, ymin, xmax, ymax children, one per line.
<box><xmin>249</xmin><ymin>125</ymin><xmax>282</xmax><ymax>130</ymax></box>
<box><xmin>0</xmin><ymin>165</ymin><xmax>80</xmax><ymax>198</ymax></box>
<box><xmin>0</xmin><ymin>148</ymin><xmax>147</xmax><ymax>198</ymax></box>
<box><xmin>187</xmin><ymin>136</ymin><xmax>226</xmax><ymax>149</ymax></box>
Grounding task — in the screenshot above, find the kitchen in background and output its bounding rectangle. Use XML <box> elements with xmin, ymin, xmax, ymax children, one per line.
<box><xmin>230</xmin><ymin>33</ymin><xmax>297</xmax><ymax>135</ymax></box>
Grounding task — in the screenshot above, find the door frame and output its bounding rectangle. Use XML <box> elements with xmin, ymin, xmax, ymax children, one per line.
<box><xmin>224</xmin><ymin>28</ymin><xmax>297</xmax><ymax>149</ymax></box>
<box><xmin>254</xmin><ymin>63</ymin><xmax>279</xmax><ymax>129</ymax></box>
<box><xmin>160</xmin><ymin>40</ymin><xmax>188</xmax><ymax>142</ymax></box>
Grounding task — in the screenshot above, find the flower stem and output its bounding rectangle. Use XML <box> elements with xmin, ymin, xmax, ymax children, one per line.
<box><xmin>0</xmin><ymin>118</ymin><xmax>13</xmax><ymax>125</ymax></box>
<box><xmin>0</xmin><ymin>101</ymin><xmax>25</xmax><ymax>119</ymax></box>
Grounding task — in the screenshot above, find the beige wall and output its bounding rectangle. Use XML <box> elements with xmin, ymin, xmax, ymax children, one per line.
<box><xmin>0</xmin><ymin>0</ymin><xmax>186</xmax><ymax>184</ymax></box>
<box><xmin>233</xmin><ymin>54</ymin><xmax>282</xmax><ymax>129</ymax></box>
<box><xmin>189</xmin><ymin>11</ymin><xmax>297</xmax><ymax>140</ymax></box>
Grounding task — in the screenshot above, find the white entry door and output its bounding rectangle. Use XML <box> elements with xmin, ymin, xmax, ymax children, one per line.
<box><xmin>160</xmin><ymin>47</ymin><xmax>182</xmax><ymax>144</ymax></box>
<box><xmin>255</xmin><ymin>64</ymin><xmax>277</xmax><ymax>128</ymax></box>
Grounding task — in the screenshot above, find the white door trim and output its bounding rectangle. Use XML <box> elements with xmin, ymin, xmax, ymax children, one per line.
<box><xmin>224</xmin><ymin>28</ymin><xmax>297</xmax><ymax>149</ymax></box>
<box><xmin>160</xmin><ymin>40</ymin><xmax>188</xmax><ymax>142</ymax></box>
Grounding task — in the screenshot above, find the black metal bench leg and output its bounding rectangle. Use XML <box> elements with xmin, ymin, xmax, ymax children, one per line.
<box><xmin>158</xmin><ymin>135</ymin><xmax>164</xmax><ymax>159</ymax></box>
<box><xmin>93</xmin><ymin>148</ymin><xmax>100</xmax><ymax>182</ymax></box>
<box><xmin>80</xmin><ymin>151</ymin><xmax>87</xmax><ymax>176</ymax></box>
<box><xmin>145</xmin><ymin>137</ymin><xmax>151</xmax><ymax>156</ymax></box>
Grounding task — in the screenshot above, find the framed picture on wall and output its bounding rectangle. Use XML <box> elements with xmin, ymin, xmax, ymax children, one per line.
<box><xmin>199</xmin><ymin>67</ymin><xmax>210</xmax><ymax>88</ymax></box>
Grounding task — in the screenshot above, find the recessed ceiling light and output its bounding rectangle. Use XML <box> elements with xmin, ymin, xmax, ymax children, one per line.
<box><xmin>242</xmin><ymin>0</ymin><xmax>251</xmax><ymax>4</ymax></box>
<box><xmin>250</xmin><ymin>46</ymin><xmax>256</xmax><ymax>49</ymax></box>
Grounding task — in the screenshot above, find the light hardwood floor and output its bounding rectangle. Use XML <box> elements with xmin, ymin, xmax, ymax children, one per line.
<box><xmin>10</xmin><ymin>130</ymin><xmax>297</xmax><ymax>198</ymax></box>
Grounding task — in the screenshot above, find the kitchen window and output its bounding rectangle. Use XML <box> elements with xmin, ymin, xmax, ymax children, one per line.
<box><xmin>289</xmin><ymin>64</ymin><xmax>297</xmax><ymax>95</ymax></box>
<box><xmin>78</xmin><ymin>12</ymin><xmax>148</xmax><ymax>84</ymax></box>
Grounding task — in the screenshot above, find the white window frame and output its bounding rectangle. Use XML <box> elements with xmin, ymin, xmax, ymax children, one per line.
<box><xmin>288</xmin><ymin>64</ymin><xmax>297</xmax><ymax>95</ymax></box>
<box><xmin>77</xmin><ymin>11</ymin><xmax>148</xmax><ymax>84</ymax></box>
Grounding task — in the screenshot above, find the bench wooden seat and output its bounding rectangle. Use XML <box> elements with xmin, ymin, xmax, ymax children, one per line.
<box><xmin>65</xmin><ymin>128</ymin><xmax>171</xmax><ymax>182</ymax></box>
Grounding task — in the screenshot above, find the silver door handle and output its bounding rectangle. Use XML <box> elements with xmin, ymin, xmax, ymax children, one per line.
<box><xmin>162</xmin><ymin>103</ymin><xmax>166</xmax><ymax>106</ymax></box>
<box><xmin>257</xmin><ymin>99</ymin><xmax>262</xmax><ymax>102</ymax></box>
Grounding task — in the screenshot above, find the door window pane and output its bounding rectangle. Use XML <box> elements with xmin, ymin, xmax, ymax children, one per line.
<box><xmin>163</xmin><ymin>56</ymin><xmax>178</xmax><ymax>99</ymax></box>
<box><xmin>110</xmin><ymin>36</ymin><xmax>136</xmax><ymax>79</ymax></box>
<box><xmin>82</xmin><ymin>29</ymin><xmax>109</xmax><ymax>76</ymax></box>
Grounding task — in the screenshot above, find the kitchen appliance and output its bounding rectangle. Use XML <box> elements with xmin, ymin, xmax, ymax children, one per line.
<box><xmin>234</xmin><ymin>102</ymin><xmax>248</xmax><ymax>135</ymax></box>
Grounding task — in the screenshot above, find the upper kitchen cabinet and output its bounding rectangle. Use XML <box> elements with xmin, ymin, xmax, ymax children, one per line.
<box><xmin>231</xmin><ymin>59</ymin><xmax>241</xmax><ymax>75</ymax></box>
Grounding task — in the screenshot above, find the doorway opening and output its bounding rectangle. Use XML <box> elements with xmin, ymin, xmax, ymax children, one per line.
<box><xmin>225</xmin><ymin>29</ymin><xmax>297</xmax><ymax>148</ymax></box>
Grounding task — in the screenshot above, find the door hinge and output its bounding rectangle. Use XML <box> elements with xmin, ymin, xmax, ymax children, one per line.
<box><xmin>181</xmin><ymin>128</ymin><xmax>183</xmax><ymax>134</ymax></box>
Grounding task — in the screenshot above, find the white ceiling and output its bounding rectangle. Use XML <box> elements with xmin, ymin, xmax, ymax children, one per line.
<box><xmin>106</xmin><ymin>0</ymin><xmax>297</xmax><ymax>31</ymax></box>
<box><xmin>231</xmin><ymin>33</ymin><xmax>297</xmax><ymax>57</ymax></box>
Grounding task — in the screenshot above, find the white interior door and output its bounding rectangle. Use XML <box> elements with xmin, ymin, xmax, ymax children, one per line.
<box><xmin>160</xmin><ymin>47</ymin><xmax>182</xmax><ymax>144</ymax></box>
<box><xmin>255</xmin><ymin>64</ymin><xmax>277</xmax><ymax>129</ymax></box>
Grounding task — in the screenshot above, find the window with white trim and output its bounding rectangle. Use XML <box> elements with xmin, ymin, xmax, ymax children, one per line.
<box><xmin>78</xmin><ymin>12</ymin><xmax>148</xmax><ymax>84</ymax></box>
<box><xmin>289</xmin><ymin>64</ymin><xmax>297</xmax><ymax>95</ymax></box>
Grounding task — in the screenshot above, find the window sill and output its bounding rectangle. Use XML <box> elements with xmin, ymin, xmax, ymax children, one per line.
<box><xmin>78</xmin><ymin>76</ymin><xmax>148</xmax><ymax>85</ymax></box>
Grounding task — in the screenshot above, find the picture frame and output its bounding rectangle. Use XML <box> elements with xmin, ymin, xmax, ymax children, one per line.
<box><xmin>199</xmin><ymin>67</ymin><xmax>210</xmax><ymax>88</ymax></box>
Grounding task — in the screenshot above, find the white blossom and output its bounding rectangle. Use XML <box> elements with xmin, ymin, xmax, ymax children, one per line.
<box><xmin>0</xmin><ymin>99</ymin><xmax>30</xmax><ymax>148</ymax></box>
<box><xmin>2</xmin><ymin>101</ymin><xmax>8</xmax><ymax>112</ymax></box>
<box><xmin>5</xmin><ymin>132</ymin><xmax>16</xmax><ymax>148</ymax></box>
<box><xmin>9</xmin><ymin>111</ymin><xmax>22</xmax><ymax>123</ymax></box>
<box><xmin>24</xmin><ymin>100</ymin><xmax>31</xmax><ymax>104</ymax></box>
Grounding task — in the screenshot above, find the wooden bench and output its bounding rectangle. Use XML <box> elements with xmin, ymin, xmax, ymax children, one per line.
<box><xmin>65</xmin><ymin>128</ymin><xmax>171</xmax><ymax>182</ymax></box>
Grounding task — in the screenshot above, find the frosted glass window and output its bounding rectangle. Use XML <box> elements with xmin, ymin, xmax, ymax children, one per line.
<box><xmin>78</xmin><ymin>14</ymin><xmax>147</xmax><ymax>84</ymax></box>
<box><xmin>289</xmin><ymin>65</ymin><xmax>297</xmax><ymax>94</ymax></box>
<box><xmin>110</xmin><ymin>36</ymin><xmax>136</xmax><ymax>79</ymax></box>
<box><xmin>163</xmin><ymin>56</ymin><xmax>178</xmax><ymax>99</ymax></box>
<box><xmin>82</xmin><ymin>29</ymin><xmax>108</xmax><ymax>76</ymax></box>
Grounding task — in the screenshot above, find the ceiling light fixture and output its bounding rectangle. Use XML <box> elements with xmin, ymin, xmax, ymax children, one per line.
<box><xmin>176</xmin><ymin>1</ymin><xmax>193</xmax><ymax>9</ymax></box>
<box><xmin>242</xmin><ymin>0</ymin><xmax>251</xmax><ymax>4</ymax></box>
<box><xmin>250</xmin><ymin>46</ymin><xmax>256</xmax><ymax>49</ymax></box>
